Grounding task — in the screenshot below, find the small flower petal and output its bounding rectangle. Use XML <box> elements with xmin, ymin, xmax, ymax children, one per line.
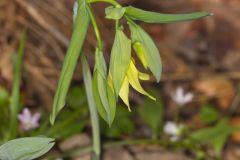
<box><xmin>18</xmin><ymin>108</ymin><xmax>31</xmax><ymax>123</ymax></box>
<box><xmin>32</xmin><ymin>113</ymin><xmax>41</xmax><ymax>124</ymax></box>
<box><xmin>119</xmin><ymin>77</ymin><xmax>131</xmax><ymax>111</ymax></box>
<box><xmin>184</xmin><ymin>93</ymin><xmax>194</xmax><ymax>103</ymax></box>
<box><xmin>18</xmin><ymin>108</ymin><xmax>41</xmax><ymax>131</ymax></box>
<box><xmin>171</xmin><ymin>87</ymin><xmax>193</xmax><ymax>106</ymax></box>
<box><xmin>164</xmin><ymin>121</ymin><xmax>184</xmax><ymax>142</ymax></box>
<box><xmin>127</xmin><ymin>61</ymin><xmax>155</xmax><ymax>101</ymax></box>
<box><xmin>164</xmin><ymin>121</ymin><xmax>179</xmax><ymax>136</ymax></box>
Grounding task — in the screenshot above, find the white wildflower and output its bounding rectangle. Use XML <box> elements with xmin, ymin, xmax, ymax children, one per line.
<box><xmin>171</xmin><ymin>87</ymin><xmax>193</xmax><ymax>106</ymax></box>
<box><xmin>164</xmin><ymin>121</ymin><xmax>184</xmax><ymax>141</ymax></box>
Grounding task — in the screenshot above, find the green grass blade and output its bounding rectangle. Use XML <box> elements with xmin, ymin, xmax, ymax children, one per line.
<box><xmin>9</xmin><ymin>31</ymin><xmax>26</xmax><ymax>139</ymax></box>
<box><xmin>50</xmin><ymin>0</ymin><xmax>90</xmax><ymax>124</ymax></box>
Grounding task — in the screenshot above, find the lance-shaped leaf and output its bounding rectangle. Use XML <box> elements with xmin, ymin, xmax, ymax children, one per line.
<box><xmin>105</xmin><ymin>6</ymin><xmax>126</xmax><ymax>20</ymax></box>
<box><xmin>126</xmin><ymin>6</ymin><xmax>211</xmax><ymax>23</ymax></box>
<box><xmin>129</xmin><ymin>22</ymin><xmax>162</xmax><ymax>82</ymax></box>
<box><xmin>93</xmin><ymin>49</ymin><xmax>116</xmax><ymax>126</ymax></box>
<box><xmin>109</xmin><ymin>28</ymin><xmax>131</xmax><ymax>96</ymax></box>
<box><xmin>0</xmin><ymin>137</ymin><xmax>55</xmax><ymax>160</ymax></box>
<box><xmin>50</xmin><ymin>0</ymin><xmax>90</xmax><ymax>124</ymax></box>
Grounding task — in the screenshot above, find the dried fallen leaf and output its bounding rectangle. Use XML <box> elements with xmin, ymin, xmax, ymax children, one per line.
<box><xmin>230</xmin><ymin>117</ymin><xmax>240</xmax><ymax>143</ymax></box>
<box><xmin>59</xmin><ymin>134</ymin><xmax>91</xmax><ymax>151</ymax></box>
<box><xmin>104</xmin><ymin>148</ymin><xmax>134</xmax><ymax>160</ymax></box>
<box><xmin>0</xmin><ymin>45</ymin><xmax>14</xmax><ymax>82</ymax></box>
<box><xmin>193</xmin><ymin>78</ymin><xmax>235</xmax><ymax>110</ymax></box>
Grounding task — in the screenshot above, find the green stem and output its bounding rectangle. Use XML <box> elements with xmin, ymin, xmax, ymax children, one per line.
<box><xmin>81</xmin><ymin>55</ymin><xmax>101</xmax><ymax>160</ymax></box>
<box><xmin>125</xmin><ymin>14</ymin><xmax>136</xmax><ymax>26</ymax></box>
<box><xmin>87</xmin><ymin>5</ymin><xmax>103</xmax><ymax>51</ymax></box>
<box><xmin>88</xmin><ymin>0</ymin><xmax>120</xmax><ymax>7</ymax></box>
<box><xmin>115</xmin><ymin>20</ymin><xmax>119</xmax><ymax>30</ymax></box>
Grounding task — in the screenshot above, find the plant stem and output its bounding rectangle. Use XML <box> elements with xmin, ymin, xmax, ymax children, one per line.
<box><xmin>88</xmin><ymin>0</ymin><xmax>120</xmax><ymax>7</ymax></box>
<box><xmin>86</xmin><ymin>5</ymin><xmax>103</xmax><ymax>51</ymax></box>
<box><xmin>81</xmin><ymin>55</ymin><xmax>101</xmax><ymax>160</ymax></box>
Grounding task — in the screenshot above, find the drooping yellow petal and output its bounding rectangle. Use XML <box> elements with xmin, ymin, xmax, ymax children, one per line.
<box><xmin>127</xmin><ymin>61</ymin><xmax>156</xmax><ymax>101</ymax></box>
<box><xmin>119</xmin><ymin>77</ymin><xmax>131</xmax><ymax>112</ymax></box>
<box><xmin>133</xmin><ymin>42</ymin><xmax>148</xmax><ymax>69</ymax></box>
<box><xmin>138</xmin><ymin>72</ymin><xmax>150</xmax><ymax>81</ymax></box>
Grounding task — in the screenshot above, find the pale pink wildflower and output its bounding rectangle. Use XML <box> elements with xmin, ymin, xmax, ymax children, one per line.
<box><xmin>18</xmin><ymin>108</ymin><xmax>41</xmax><ymax>131</ymax></box>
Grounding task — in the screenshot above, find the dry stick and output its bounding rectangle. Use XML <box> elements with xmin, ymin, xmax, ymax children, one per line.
<box><xmin>15</xmin><ymin>0</ymin><xmax>69</xmax><ymax>47</ymax></box>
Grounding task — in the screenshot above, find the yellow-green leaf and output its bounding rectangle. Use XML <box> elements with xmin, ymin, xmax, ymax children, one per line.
<box><xmin>93</xmin><ymin>50</ymin><xmax>116</xmax><ymax>126</ymax></box>
<box><xmin>110</xmin><ymin>29</ymin><xmax>131</xmax><ymax>96</ymax></box>
<box><xmin>50</xmin><ymin>0</ymin><xmax>90</xmax><ymax>124</ymax></box>
<box><xmin>126</xmin><ymin>6</ymin><xmax>211</xmax><ymax>23</ymax></box>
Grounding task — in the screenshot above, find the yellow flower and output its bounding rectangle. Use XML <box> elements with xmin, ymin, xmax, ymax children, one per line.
<box><xmin>119</xmin><ymin>60</ymin><xmax>156</xmax><ymax>111</ymax></box>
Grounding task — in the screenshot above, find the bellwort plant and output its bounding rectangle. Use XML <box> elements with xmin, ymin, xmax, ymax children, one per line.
<box><xmin>47</xmin><ymin>0</ymin><xmax>212</xmax><ymax>159</ymax></box>
<box><xmin>0</xmin><ymin>0</ymin><xmax>211</xmax><ymax>160</ymax></box>
<box><xmin>49</xmin><ymin>0</ymin><xmax>211</xmax><ymax>159</ymax></box>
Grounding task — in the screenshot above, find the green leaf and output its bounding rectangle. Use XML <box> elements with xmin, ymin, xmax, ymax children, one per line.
<box><xmin>101</xmin><ymin>106</ymin><xmax>135</xmax><ymax>138</ymax></box>
<box><xmin>105</xmin><ymin>6</ymin><xmax>126</xmax><ymax>20</ymax></box>
<box><xmin>93</xmin><ymin>50</ymin><xmax>116</xmax><ymax>126</ymax></box>
<box><xmin>126</xmin><ymin>6</ymin><xmax>211</xmax><ymax>23</ymax></box>
<box><xmin>50</xmin><ymin>0</ymin><xmax>90</xmax><ymax>124</ymax></box>
<box><xmin>138</xmin><ymin>90</ymin><xmax>163</xmax><ymax>138</ymax></box>
<box><xmin>110</xmin><ymin>28</ymin><xmax>131</xmax><ymax>95</ymax></box>
<box><xmin>200</xmin><ymin>104</ymin><xmax>219</xmax><ymax>124</ymax></box>
<box><xmin>189</xmin><ymin>119</ymin><xmax>239</xmax><ymax>155</ymax></box>
<box><xmin>0</xmin><ymin>137</ymin><xmax>55</xmax><ymax>160</ymax></box>
<box><xmin>129</xmin><ymin>22</ymin><xmax>162</xmax><ymax>82</ymax></box>
<box><xmin>81</xmin><ymin>54</ymin><xmax>101</xmax><ymax>156</ymax></box>
<box><xmin>190</xmin><ymin>119</ymin><xmax>235</xmax><ymax>142</ymax></box>
<box><xmin>212</xmin><ymin>134</ymin><xmax>228</xmax><ymax>157</ymax></box>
